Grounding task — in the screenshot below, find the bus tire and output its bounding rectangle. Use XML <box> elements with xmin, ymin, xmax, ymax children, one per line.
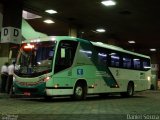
<box><xmin>73</xmin><ymin>82</ymin><xmax>87</xmax><ymax>100</ymax></box>
<box><xmin>121</xmin><ymin>82</ymin><xmax>134</xmax><ymax>97</ymax></box>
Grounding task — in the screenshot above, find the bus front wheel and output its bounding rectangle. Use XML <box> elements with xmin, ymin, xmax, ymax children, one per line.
<box><xmin>73</xmin><ymin>83</ymin><xmax>87</xmax><ymax>100</ymax></box>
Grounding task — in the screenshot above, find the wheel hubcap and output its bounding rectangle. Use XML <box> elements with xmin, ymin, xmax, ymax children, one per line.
<box><xmin>75</xmin><ymin>86</ymin><xmax>83</xmax><ymax>96</ymax></box>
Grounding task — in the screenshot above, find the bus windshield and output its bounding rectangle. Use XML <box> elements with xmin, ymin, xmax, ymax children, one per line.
<box><xmin>15</xmin><ymin>41</ymin><xmax>56</xmax><ymax>77</ymax></box>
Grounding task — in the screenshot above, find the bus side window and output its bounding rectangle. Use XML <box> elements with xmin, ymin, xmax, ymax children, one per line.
<box><xmin>133</xmin><ymin>58</ymin><xmax>141</xmax><ymax>69</ymax></box>
<box><xmin>98</xmin><ymin>52</ymin><xmax>107</xmax><ymax>66</ymax></box>
<box><xmin>79</xmin><ymin>49</ymin><xmax>92</xmax><ymax>59</ymax></box>
<box><xmin>142</xmin><ymin>59</ymin><xmax>150</xmax><ymax>70</ymax></box>
<box><xmin>110</xmin><ymin>53</ymin><xmax>120</xmax><ymax>67</ymax></box>
<box><xmin>123</xmin><ymin>56</ymin><xmax>132</xmax><ymax>69</ymax></box>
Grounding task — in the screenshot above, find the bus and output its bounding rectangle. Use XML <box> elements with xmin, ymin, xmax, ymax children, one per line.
<box><xmin>13</xmin><ymin>36</ymin><xmax>151</xmax><ymax>100</ymax></box>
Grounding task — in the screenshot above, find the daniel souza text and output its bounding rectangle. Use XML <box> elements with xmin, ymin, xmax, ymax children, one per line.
<box><xmin>127</xmin><ymin>114</ymin><xmax>160</xmax><ymax>120</ymax></box>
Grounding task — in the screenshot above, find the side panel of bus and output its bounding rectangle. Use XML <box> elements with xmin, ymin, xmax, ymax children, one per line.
<box><xmin>46</xmin><ymin>39</ymin><xmax>151</xmax><ymax>96</ymax></box>
<box><xmin>108</xmin><ymin>68</ymin><xmax>151</xmax><ymax>92</ymax></box>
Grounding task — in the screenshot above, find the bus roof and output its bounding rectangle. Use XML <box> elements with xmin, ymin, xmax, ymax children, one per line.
<box><xmin>22</xmin><ymin>36</ymin><xmax>77</xmax><ymax>43</ymax></box>
<box><xmin>22</xmin><ymin>36</ymin><xmax>150</xmax><ymax>59</ymax></box>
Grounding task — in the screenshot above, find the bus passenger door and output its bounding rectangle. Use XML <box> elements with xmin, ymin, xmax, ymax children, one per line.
<box><xmin>53</xmin><ymin>40</ymin><xmax>78</xmax><ymax>89</ymax></box>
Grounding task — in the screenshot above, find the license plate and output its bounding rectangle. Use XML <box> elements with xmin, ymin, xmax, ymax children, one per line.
<box><xmin>24</xmin><ymin>92</ymin><xmax>31</xmax><ymax>96</ymax></box>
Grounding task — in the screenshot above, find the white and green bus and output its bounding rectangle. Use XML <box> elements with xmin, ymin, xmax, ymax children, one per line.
<box><xmin>14</xmin><ymin>36</ymin><xmax>151</xmax><ymax>100</ymax></box>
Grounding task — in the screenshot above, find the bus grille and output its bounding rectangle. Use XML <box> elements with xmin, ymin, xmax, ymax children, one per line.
<box><xmin>17</xmin><ymin>88</ymin><xmax>38</xmax><ymax>93</ymax></box>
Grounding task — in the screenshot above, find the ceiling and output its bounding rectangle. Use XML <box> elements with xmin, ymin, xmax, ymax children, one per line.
<box><xmin>3</xmin><ymin>0</ymin><xmax>160</xmax><ymax>54</ymax></box>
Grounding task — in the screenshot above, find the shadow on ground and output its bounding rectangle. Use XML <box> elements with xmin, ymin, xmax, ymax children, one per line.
<box><xmin>10</xmin><ymin>93</ymin><xmax>148</xmax><ymax>103</ymax></box>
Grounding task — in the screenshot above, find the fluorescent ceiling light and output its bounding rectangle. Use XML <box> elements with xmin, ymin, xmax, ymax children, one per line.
<box><xmin>101</xmin><ymin>0</ymin><xmax>116</xmax><ymax>6</ymax></box>
<box><xmin>43</xmin><ymin>19</ymin><xmax>55</xmax><ymax>24</ymax></box>
<box><xmin>96</xmin><ymin>29</ymin><xmax>106</xmax><ymax>33</ymax></box>
<box><xmin>128</xmin><ymin>41</ymin><xmax>135</xmax><ymax>44</ymax></box>
<box><xmin>45</xmin><ymin>9</ymin><xmax>57</xmax><ymax>14</ymax></box>
<box><xmin>22</xmin><ymin>10</ymin><xmax>42</xmax><ymax>19</ymax></box>
<box><xmin>150</xmin><ymin>48</ymin><xmax>156</xmax><ymax>51</ymax></box>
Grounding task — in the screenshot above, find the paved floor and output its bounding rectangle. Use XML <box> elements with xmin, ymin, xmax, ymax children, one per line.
<box><xmin>0</xmin><ymin>90</ymin><xmax>160</xmax><ymax>120</ymax></box>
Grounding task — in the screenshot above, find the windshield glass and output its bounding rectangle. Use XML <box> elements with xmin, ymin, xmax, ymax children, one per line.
<box><xmin>15</xmin><ymin>41</ymin><xmax>56</xmax><ymax>77</ymax></box>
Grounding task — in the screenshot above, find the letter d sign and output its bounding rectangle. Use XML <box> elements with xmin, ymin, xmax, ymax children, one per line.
<box><xmin>4</xmin><ymin>28</ymin><xmax>8</xmax><ymax>36</ymax></box>
<box><xmin>14</xmin><ymin>29</ymin><xmax>19</xmax><ymax>37</ymax></box>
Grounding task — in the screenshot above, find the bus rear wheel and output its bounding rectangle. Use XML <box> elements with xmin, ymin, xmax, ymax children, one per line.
<box><xmin>121</xmin><ymin>82</ymin><xmax>134</xmax><ymax>97</ymax></box>
<box><xmin>73</xmin><ymin>83</ymin><xmax>87</xmax><ymax>100</ymax></box>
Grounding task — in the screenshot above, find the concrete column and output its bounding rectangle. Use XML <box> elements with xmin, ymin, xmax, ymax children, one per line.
<box><xmin>0</xmin><ymin>0</ymin><xmax>22</xmax><ymax>65</ymax></box>
<box><xmin>150</xmin><ymin>53</ymin><xmax>159</xmax><ymax>90</ymax></box>
<box><xmin>68</xmin><ymin>25</ymin><xmax>77</xmax><ymax>37</ymax></box>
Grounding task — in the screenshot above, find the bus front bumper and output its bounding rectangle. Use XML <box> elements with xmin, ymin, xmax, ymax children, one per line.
<box><xmin>14</xmin><ymin>82</ymin><xmax>46</xmax><ymax>96</ymax></box>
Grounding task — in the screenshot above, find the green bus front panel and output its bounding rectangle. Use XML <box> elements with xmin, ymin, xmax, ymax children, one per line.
<box><xmin>14</xmin><ymin>82</ymin><xmax>46</xmax><ymax>96</ymax></box>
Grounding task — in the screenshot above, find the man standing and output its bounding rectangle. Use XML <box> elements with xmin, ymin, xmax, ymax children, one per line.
<box><xmin>1</xmin><ymin>62</ymin><xmax>9</xmax><ymax>93</ymax></box>
<box><xmin>7</xmin><ymin>61</ymin><xmax>15</xmax><ymax>94</ymax></box>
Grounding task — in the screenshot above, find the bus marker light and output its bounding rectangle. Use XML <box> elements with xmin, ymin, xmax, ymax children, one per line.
<box><xmin>24</xmin><ymin>44</ymin><xmax>35</xmax><ymax>49</ymax></box>
<box><xmin>147</xmin><ymin>76</ymin><xmax>151</xmax><ymax>81</ymax></box>
<box><xmin>54</xmin><ymin>84</ymin><xmax>59</xmax><ymax>88</ymax></box>
<box><xmin>44</xmin><ymin>77</ymin><xmax>50</xmax><ymax>82</ymax></box>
